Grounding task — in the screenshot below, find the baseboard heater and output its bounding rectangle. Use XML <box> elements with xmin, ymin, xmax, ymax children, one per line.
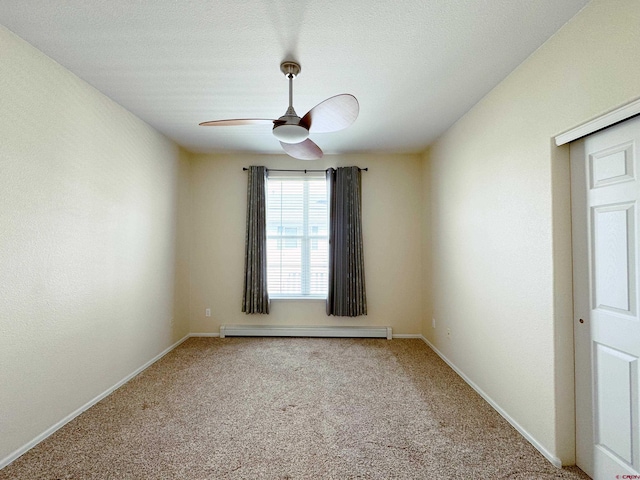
<box><xmin>220</xmin><ymin>325</ymin><xmax>392</xmax><ymax>339</ymax></box>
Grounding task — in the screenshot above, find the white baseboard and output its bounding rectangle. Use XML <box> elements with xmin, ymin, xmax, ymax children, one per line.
<box><xmin>189</xmin><ymin>332</ymin><xmax>220</xmax><ymax>337</ymax></box>
<box><xmin>418</xmin><ymin>335</ymin><xmax>563</xmax><ymax>468</ymax></box>
<box><xmin>392</xmin><ymin>333</ymin><xmax>423</xmax><ymax>339</ymax></box>
<box><xmin>0</xmin><ymin>334</ymin><xmax>191</xmax><ymax>470</ymax></box>
<box><xmin>220</xmin><ymin>325</ymin><xmax>392</xmax><ymax>339</ymax></box>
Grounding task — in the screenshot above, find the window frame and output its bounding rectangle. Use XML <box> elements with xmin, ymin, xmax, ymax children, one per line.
<box><xmin>265</xmin><ymin>172</ymin><xmax>329</xmax><ymax>300</ymax></box>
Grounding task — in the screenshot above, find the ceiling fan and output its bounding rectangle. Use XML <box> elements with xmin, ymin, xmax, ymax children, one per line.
<box><xmin>199</xmin><ymin>61</ymin><xmax>359</xmax><ymax>160</ymax></box>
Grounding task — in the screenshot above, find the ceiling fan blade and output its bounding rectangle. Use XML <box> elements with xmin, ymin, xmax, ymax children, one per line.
<box><xmin>301</xmin><ymin>94</ymin><xmax>359</xmax><ymax>133</ymax></box>
<box><xmin>280</xmin><ymin>139</ymin><xmax>323</xmax><ymax>160</ymax></box>
<box><xmin>199</xmin><ymin>118</ymin><xmax>276</xmax><ymax>126</ymax></box>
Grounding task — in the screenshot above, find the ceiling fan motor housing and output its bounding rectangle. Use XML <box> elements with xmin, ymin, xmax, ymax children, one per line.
<box><xmin>273</xmin><ymin>105</ymin><xmax>309</xmax><ymax>144</ymax></box>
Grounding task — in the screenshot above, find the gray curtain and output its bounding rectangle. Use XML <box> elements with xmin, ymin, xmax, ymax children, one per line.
<box><xmin>326</xmin><ymin>167</ymin><xmax>367</xmax><ymax>316</ymax></box>
<box><xmin>242</xmin><ymin>166</ymin><xmax>269</xmax><ymax>314</ymax></box>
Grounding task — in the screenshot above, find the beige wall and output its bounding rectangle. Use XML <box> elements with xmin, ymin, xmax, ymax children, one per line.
<box><xmin>4</xmin><ymin>0</ymin><xmax>640</xmax><ymax>469</ymax></box>
<box><xmin>0</xmin><ymin>26</ymin><xmax>191</xmax><ymax>463</ymax></box>
<box><xmin>189</xmin><ymin>153</ymin><xmax>423</xmax><ymax>335</ymax></box>
<box><xmin>424</xmin><ymin>0</ymin><xmax>640</xmax><ymax>465</ymax></box>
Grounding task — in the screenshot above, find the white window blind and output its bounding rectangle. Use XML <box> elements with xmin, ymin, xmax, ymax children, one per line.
<box><xmin>266</xmin><ymin>171</ymin><xmax>328</xmax><ymax>299</ymax></box>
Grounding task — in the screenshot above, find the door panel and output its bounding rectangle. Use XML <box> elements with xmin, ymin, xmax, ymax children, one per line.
<box><xmin>592</xmin><ymin>204</ymin><xmax>634</xmax><ymax>313</ymax></box>
<box><xmin>594</xmin><ymin>343</ymin><xmax>636</xmax><ymax>464</ymax></box>
<box><xmin>572</xmin><ymin>115</ymin><xmax>640</xmax><ymax>479</ymax></box>
<box><xmin>589</xmin><ymin>142</ymin><xmax>634</xmax><ymax>189</ymax></box>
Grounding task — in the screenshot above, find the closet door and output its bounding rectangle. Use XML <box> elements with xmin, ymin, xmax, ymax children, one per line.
<box><xmin>572</xmin><ymin>115</ymin><xmax>640</xmax><ymax>479</ymax></box>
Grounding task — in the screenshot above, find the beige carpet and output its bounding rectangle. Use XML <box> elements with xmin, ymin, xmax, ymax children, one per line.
<box><xmin>1</xmin><ymin>338</ymin><xmax>589</xmax><ymax>479</ymax></box>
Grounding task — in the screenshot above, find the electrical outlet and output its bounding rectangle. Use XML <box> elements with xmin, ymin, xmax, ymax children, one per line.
<box><xmin>205</xmin><ymin>308</ymin><xmax>211</xmax><ymax>317</ymax></box>
<box><xmin>446</xmin><ymin>328</ymin><xmax>451</xmax><ymax>338</ymax></box>
<box><xmin>432</xmin><ymin>318</ymin><xmax>436</xmax><ymax>329</ymax></box>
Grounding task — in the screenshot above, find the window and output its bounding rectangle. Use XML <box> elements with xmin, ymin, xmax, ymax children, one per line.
<box><xmin>266</xmin><ymin>172</ymin><xmax>328</xmax><ymax>298</ymax></box>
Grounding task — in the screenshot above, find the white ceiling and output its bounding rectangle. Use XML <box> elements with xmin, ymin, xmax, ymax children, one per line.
<box><xmin>0</xmin><ymin>0</ymin><xmax>589</xmax><ymax>156</ymax></box>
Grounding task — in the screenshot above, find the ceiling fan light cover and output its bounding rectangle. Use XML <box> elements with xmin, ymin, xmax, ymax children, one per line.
<box><xmin>272</xmin><ymin>124</ymin><xmax>309</xmax><ymax>144</ymax></box>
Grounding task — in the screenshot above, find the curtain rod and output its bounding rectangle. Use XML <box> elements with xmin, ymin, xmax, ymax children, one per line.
<box><xmin>242</xmin><ymin>167</ymin><xmax>368</xmax><ymax>172</ymax></box>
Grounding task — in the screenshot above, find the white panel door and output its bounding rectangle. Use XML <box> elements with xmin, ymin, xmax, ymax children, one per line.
<box><xmin>572</xmin><ymin>115</ymin><xmax>640</xmax><ymax>479</ymax></box>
